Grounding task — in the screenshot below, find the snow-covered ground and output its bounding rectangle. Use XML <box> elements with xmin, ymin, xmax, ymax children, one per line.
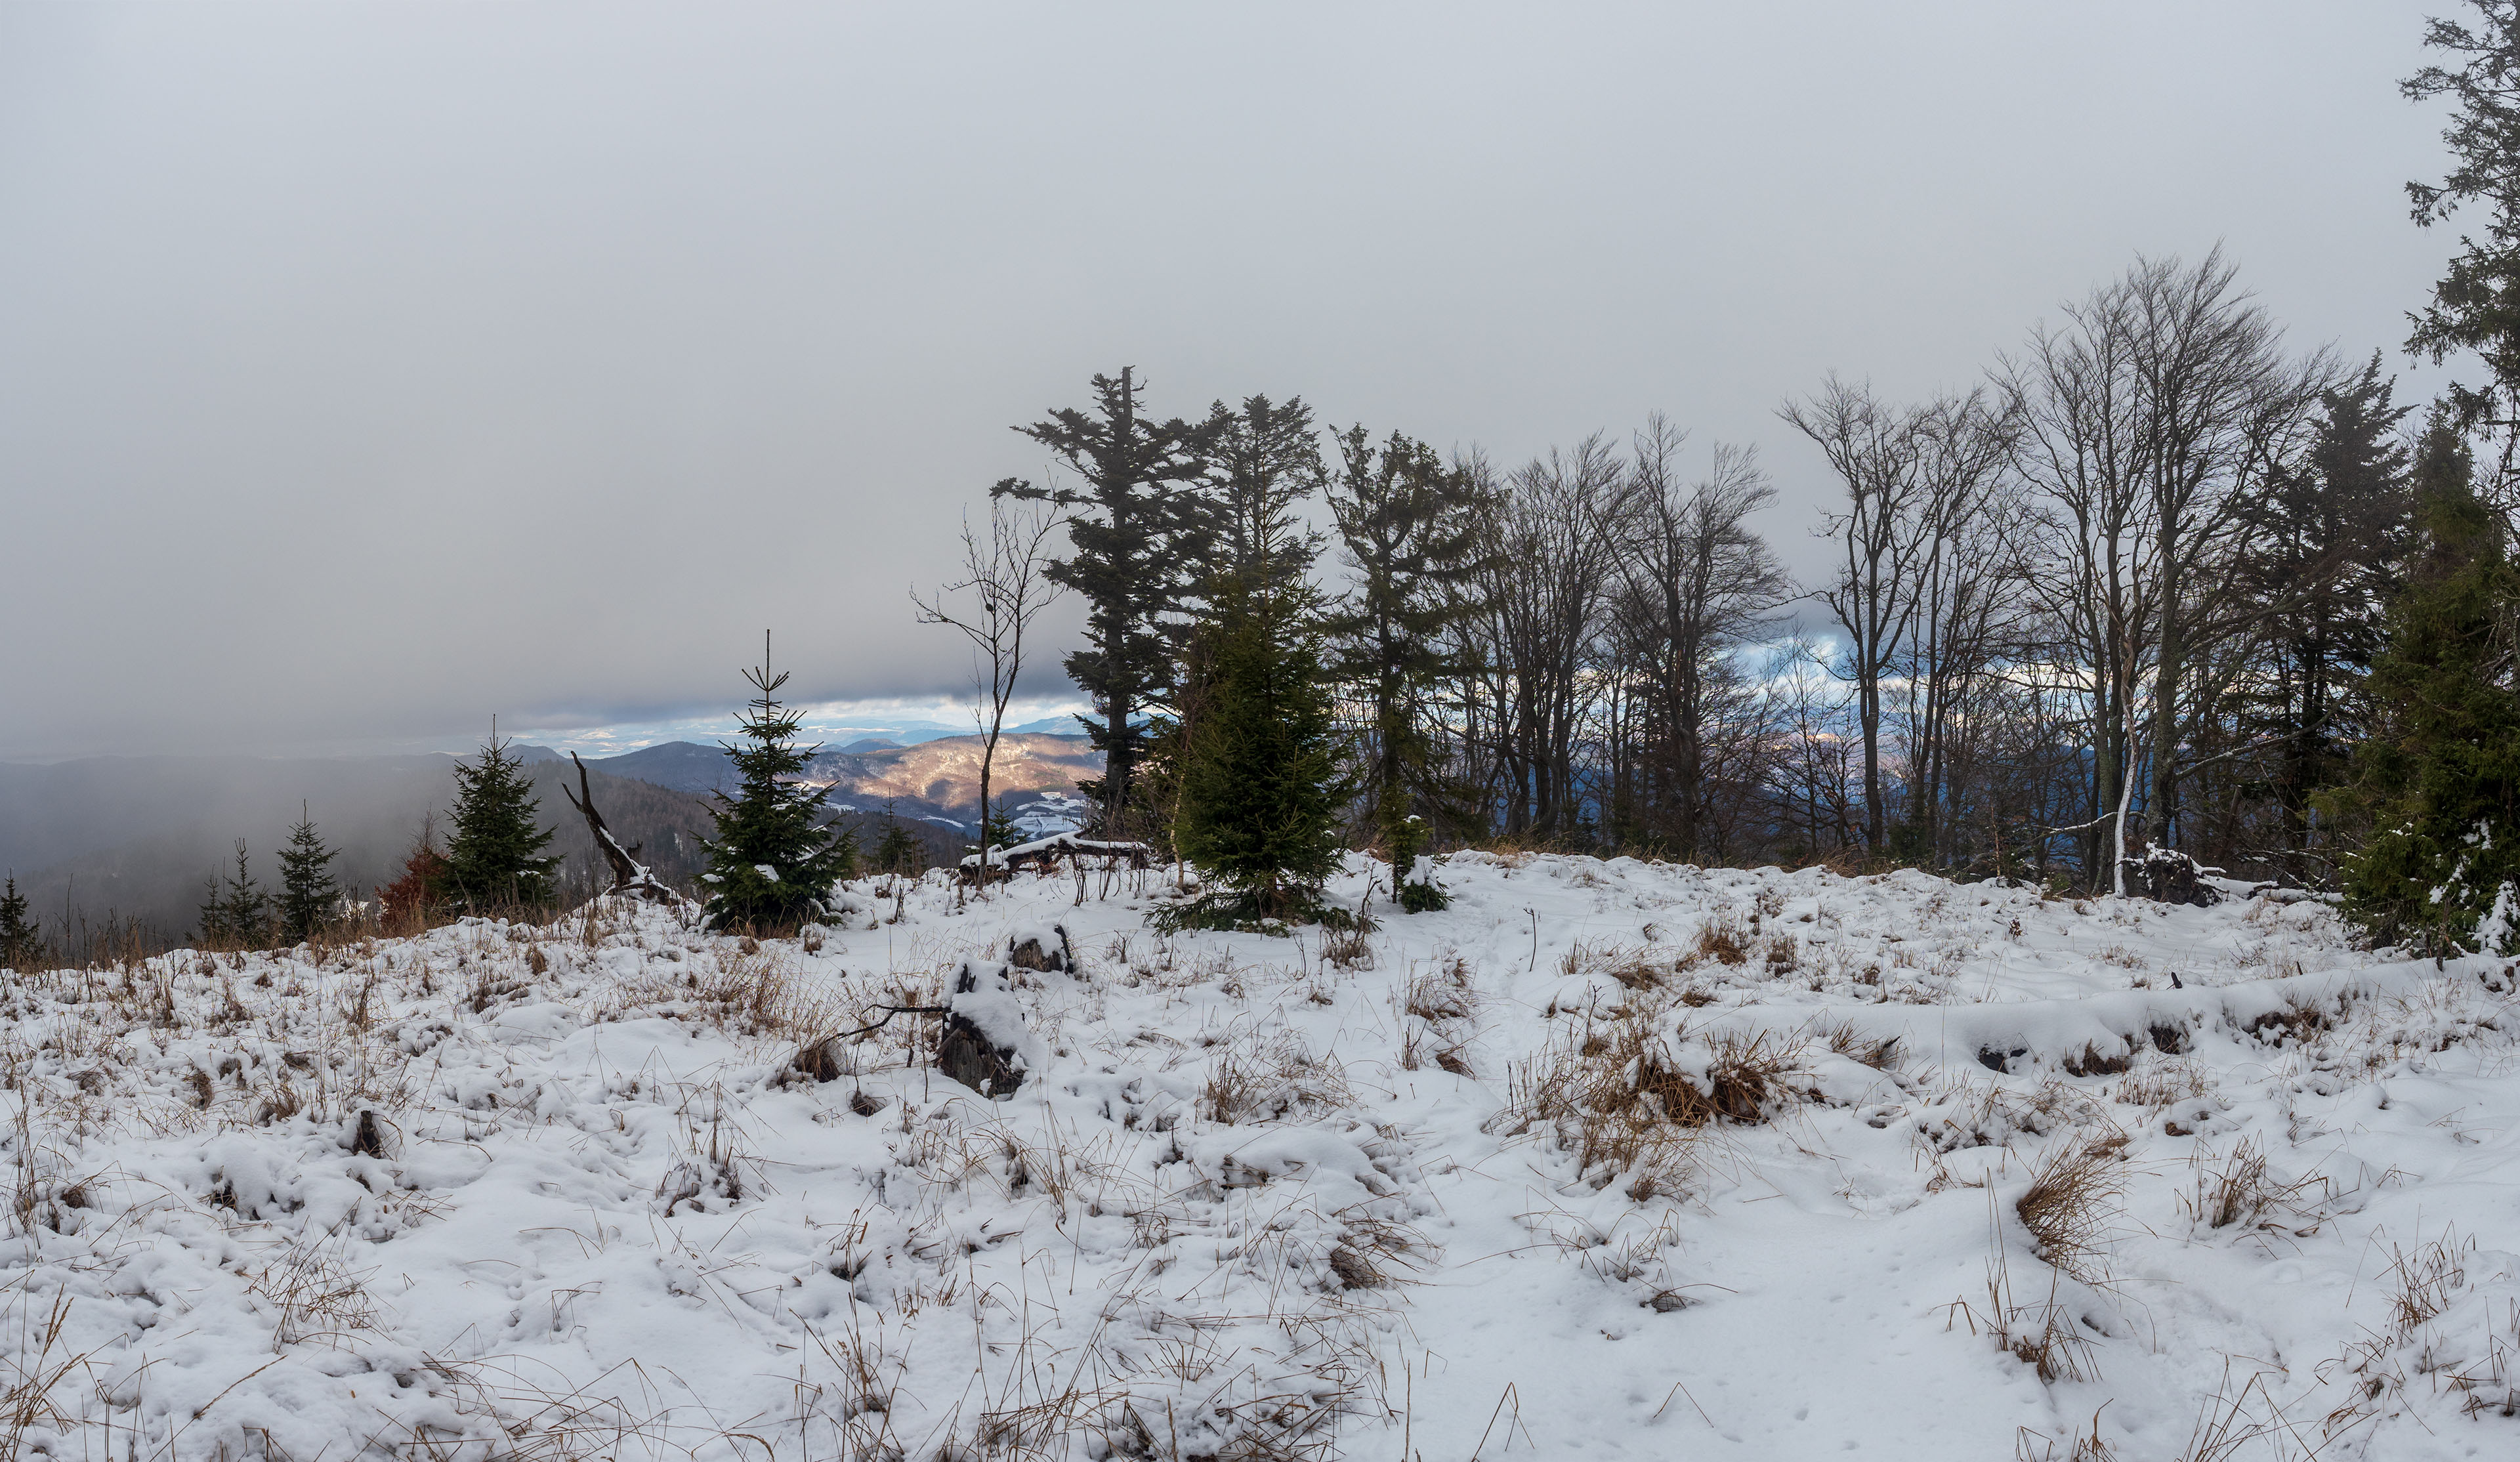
<box><xmin>3</xmin><ymin>854</ymin><xmax>2515</xmax><ymax>1459</ymax></box>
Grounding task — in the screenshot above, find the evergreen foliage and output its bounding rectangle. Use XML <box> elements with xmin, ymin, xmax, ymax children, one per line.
<box><xmin>1203</xmin><ymin>394</ymin><xmax>1326</xmax><ymax>595</ymax></box>
<box><xmin>0</xmin><ymin>875</ymin><xmax>42</xmax><ymax>971</ymax></box>
<box><xmin>2236</xmin><ymin>356</ymin><xmax>2414</xmax><ymax>879</ymax></box>
<box><xmin>700</xmin><ymin>642</ymin><xmax>856</xmax><ymax>932</ymax></box>
<box><xmin>444</xmin><ymin>733</ymin><xmax>558</xmax><ymax>909</ymax></box>
<box><xmin>1389</xmin><ymin>814</ymin><xmax>1450</xmax><ymax>913</ymax></box>
<box><xmin>2329</xmin><ymin>423</ymin><xmax>2520</xmax><ymax>953</ymax></box>
<box><xmin>873</xmin><ymin>804</ymin><xmax>925</xmax><ymax>878</ymax></box>
<box><xmin>274</xmin><ymin>804</ymin><xmax>341</xmax><ymax>945</ymax></box>
<box><xmin>1173</xmin><ymin>568</ymin><xmax>1347</xmax><ymax>925</ymax></box>
<box><xmin>2406</xmin><ymin>2</ymin><xmax>2520</xmax><ymax>476</ymax></box>
<box><xmin>979</xmin><ymin>796</ymin><xmax>1022</xmax><ymax>855</ymax></box>
<box><xmin>198</xmin><ymin>841</ymin><xmax>271</xmax><ymax>948</ymax></box>
<box><xmin>1322</xmin><ymin>427</ymin><xmax>1492</xmax><ymax>848</ymax></box>
<box><xmin>995</xmin><ymin>368</ymin><xmax>1224</xmax><ymax>836</ymax></box>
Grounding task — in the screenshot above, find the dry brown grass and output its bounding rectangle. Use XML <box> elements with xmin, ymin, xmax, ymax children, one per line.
<box><xmin>1404</xmin><ymin>960</ymin><xmax>1475</xmax><ymax>1023</ymax></box>
<box><xmin>1693</xmin><ymin>913</ymin><xmax>1752</xmax><ymax>967</ymax></box>
<box><xmin>1204</xmin><ymin>1030</ymin><xmax>1352</xmax><ymax>1125</ymax></box>
<box><xmin>1494</xmin><ymin>1018</ymin><xmax>1803</xmax><ymax>1194</ymax></box>
<box><xmin>2016</xmin><ymin>1131</ymin><xmax>2128</xmax><ymax>1284</ymax></box>
<box><xmin>1318</xmin><ymin>923</ymin><xmax>1376</xmax><ymax>971</ymax></box>
<box><xmin>2116</xmin><ymin>1056</ymin><xmax>2213</xmax><ymax>1112</ymax></box>
<box><xmin>2177</xmin><ymin>1137</ymin><xmax>2328</xmax><ymax>1235</ymax></box>
<box><xmin>1822</xmin><ymin>1021</ymin><xmax>1899</xmax><ymax>1070</ymax></box>
<box><xmin>2016</xmin><ymin>1411</ymin><xmax>2118</xmax><ymax>1461</ymax></box>
<box><xmin>1560</xmin><ymin>938</ymin><xmax>1668</xmax><ymax>990</ymax></box>
<box><xmin>1950</xmin><ymin>1236</ymin><xmax>2099</xmax><ymax>1385</ymax></box>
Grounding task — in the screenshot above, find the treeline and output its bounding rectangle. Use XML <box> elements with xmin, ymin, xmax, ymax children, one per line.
<box><xmin>968</xmin><ymin>3</ymin><xmax>2520</xmax><ymax>955</ymax></box>
<box><xmin>989</xmin><ymin>253</ymin><xmax>2403</xmax><ymax>893</ymax></box>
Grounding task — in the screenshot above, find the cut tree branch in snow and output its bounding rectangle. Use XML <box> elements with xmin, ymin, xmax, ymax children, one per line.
<box><xmin>562</xmin><ymin>752</ymin><xmax>689</xmax><ymax>907</ymax></box>
<box><xmin>831</xmin><ymin>1002</ymin><xmax>951</xmax><ymax>1041</ymax></box>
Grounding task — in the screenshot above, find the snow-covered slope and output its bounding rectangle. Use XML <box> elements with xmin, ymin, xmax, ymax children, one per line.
<box><xmin>2</xmin><ymin>856</ymin><xmax>2514</xmax><ymax>1459</ymax></box>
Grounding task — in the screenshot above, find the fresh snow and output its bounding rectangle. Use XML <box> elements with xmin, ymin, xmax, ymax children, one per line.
<box><xmin>2</xmin><ymin>854</ymin><xmax>2516</xmax><ymax>1459</ymax></box>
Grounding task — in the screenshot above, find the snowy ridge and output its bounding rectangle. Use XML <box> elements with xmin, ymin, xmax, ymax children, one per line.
<box><xmin>0</xmin><ymin>855</ymin><xmax>2515</xmax><ymax>1458</ymax></box>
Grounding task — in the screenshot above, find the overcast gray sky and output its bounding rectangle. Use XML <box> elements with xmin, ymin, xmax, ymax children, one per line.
<box><xmin>0</xmin><ymin>1</ymin><xmax>2462</xmax><ymax>760</ymax></box>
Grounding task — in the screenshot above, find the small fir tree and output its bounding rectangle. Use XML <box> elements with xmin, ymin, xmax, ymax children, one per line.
<box><xmin>873</xmin><ymin>804</ymin><xmax>925</xmax><ymax>879</ymax></box>
<box><xmin>1389</xmin><ymin>814</ymin><xmax>1449</xmax><ymax>913</ymax></box>
<box><xmin>2326</xmin><ymin>421</ymin><xmax>2520</xmax><ymax>953</ymax></box>
<box><xmin>1172</xmin><ymin>569</ymin><xmax>1347</xmax><ymax>925</ymax></box>
<box><xmin>275</xmin><ymin>804</ymin><xmax>341</xmax><ymax>945</ymax></box>
<box><xmin>200</xmin><ymin>841</ymin><xmax>271</xmax><ymax>948</ymax></box>
<box><xmin>0</xmin><ymin>875</ymin><xmax>42</xmax><ymax>972</ymax></box>
<box><xmin>700</xmin><ymin>638</ymin><xmax>858</xmax><ymax>931</ymax></box>
<box><xmin>444</xmin><ymin>730</ymin><xmax>558</xmax><ymax>910</ymax></box>
<box><xmin>982</xmin><ymin>795</ymin><xmax>1022</xmax><ymax>852</ymax></box>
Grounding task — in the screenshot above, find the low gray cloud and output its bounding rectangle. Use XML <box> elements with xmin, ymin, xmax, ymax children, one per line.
<box><xmin>0</xmin><ymin>1</ymin><xmax>2452</xmax><ymax>759</ymax></box>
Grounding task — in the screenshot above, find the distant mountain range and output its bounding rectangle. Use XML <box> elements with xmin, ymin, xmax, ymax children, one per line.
<box><xmin>0</xmin><ymin>729</ymin><xmax>1098</xmax><ymax>950</ymax></box>
<box><xmin>573</xmin><ymin>731</ymin><xmax>1099</xmax><ymax>830</ymax></box>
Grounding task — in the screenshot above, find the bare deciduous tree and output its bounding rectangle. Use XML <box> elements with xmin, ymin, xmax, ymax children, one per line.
<box><xmin>913</xmin><ymin>499</ymin><xmax>1068</xmax><ymax>896</ymax></box>
<box><xmin>1612</xmin><ymin>415</ymin><xmax>1790</xmax><ymax>857</ymax></box>
<box><xmin>1471</xmin><ymin>434</ymin><xmax>1637</xmax><ymax>839</ymax></box>
<box><xmin>1783</xmin><ymin>378</ymin><xmax>1932</xmax><ymax>854</ymax></box>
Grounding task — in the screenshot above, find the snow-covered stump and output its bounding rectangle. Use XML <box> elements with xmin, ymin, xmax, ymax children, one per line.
<box><xmin>2121</xmin><ymin>845</ymin><xmax>2222</xmax><ymax>906</ymax></box>
<box><xmin>936</xmin><ymin>960</ymin><xmax>1041</xmax><ymax>1098</ymax></box>
<box><xmin>1005</xmin><ymin>920</ymin><xmax>1075</xmax><ymax>972</ymax></box>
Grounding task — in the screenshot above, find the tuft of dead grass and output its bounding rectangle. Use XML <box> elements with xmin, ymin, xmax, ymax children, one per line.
<box><xmin>1204</xmin><ymin>1030</ymin><xmax>1351</xmax><ymax>1125</ymax></box>
<box><xmin>1493</xmin><ymin>1019</ymin><xmax>1803</xmax><ymax>1193</ymax></box>
<box><xmin>1692</xmin><ymin>913</ymin><xmax>1752</xmax><ymax>967</ymax></box>
<box><xmin>2177</xmin><ymin>1137</ymin><xmax>2328</xmax><ymax>1236</ymax></box>
<box><xmin>2016</xmin><ymin>1131</ymin><xmax>2127</xmax><ymax>1284</ymax></box>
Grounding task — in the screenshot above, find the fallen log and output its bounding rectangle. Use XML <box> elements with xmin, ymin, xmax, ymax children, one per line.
<box><xmin>958</xmin><ymin>831</ymin><xmax>1150</xmax><ymax>885</ymax></box>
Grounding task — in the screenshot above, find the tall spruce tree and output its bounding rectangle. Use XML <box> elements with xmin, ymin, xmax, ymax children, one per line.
<box><xmin>1322</xmin><ymin>427</ymin><xmax>1493</xmax><ymax>848</ymax></box>
<box><xmin>1173</xmin><ymin>563</ymin><xmax>1347</xmax><ymax>925</ymax></box>
<box><xmin>274</xmin><ymin>804</ymin><xmax>341</xmax><ymax>945</ymax></box>
<box><xmin>1204</xmin><ymin>394</ymin><xmax>1326</xmax><ymax>595</ymax></box>
<box><xmin>0</xmin><ymin>875</ymin><xmax>41</xmax><ymax>972</ymax></box>
<box><xmin>199</xmin><ymin>840</ymin><xmax>270</xmax><ymax>948</ymax></box>
<box><xmin>700</xmin><ymin>638</ymin><xmax>856</xmax><ymax>932</ymax></box>
<box><xmin>444</xmin><ymin>730</ymin><xmax>559</xmax><ymax>910</ymax></box>
<box><xmin>2236</xmin><ymin>357</ymin><xmax>2414</xmax><ymax>882</ymax></box>
<box><xmin>2328</xmin><ymin>423</ymin><xmax>2520</xmax><ymax>953</ymax></box>
<box><xmin>994</xmin><ymin>369</ymin><xmax>1223</xmax><ymax>836</ymax></box>
<box><xmin>2406</xmin><ymin>3</ymin><xmax>2520</xmax><ymax>490</ymax></box>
